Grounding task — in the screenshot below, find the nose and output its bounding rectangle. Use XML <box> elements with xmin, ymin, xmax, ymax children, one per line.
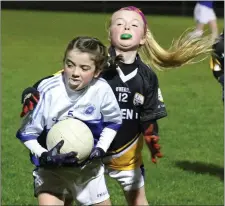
<box><xmin>72</xmin><ymin>67</ymin><xmax>80</xmax><ymax>77</ymax></box>
<box><xmin>124</xmin><ymin>23</ymin><xmax>130</xmax><ymax>31</ymax></box>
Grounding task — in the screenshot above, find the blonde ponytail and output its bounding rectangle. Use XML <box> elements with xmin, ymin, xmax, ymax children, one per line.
<box><xmin>139</xmin><ymin>28</ymin><xmax>214</xmax><ymax>70</ymax></box>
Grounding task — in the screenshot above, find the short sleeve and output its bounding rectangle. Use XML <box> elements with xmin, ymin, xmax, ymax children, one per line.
<box><xmin>101</xmin><ymin>85</ymin><xmax>122</xmax><ymax>131</ymax></box>
<box><xmin>140</xmin><ymin>72</ymin><xmax>167</xmax><ymax>122</ymax></box>
<box><xmin>16</xmin><ymin>93</ymin><xmax>47</xmax><ymax>142</ymax></box>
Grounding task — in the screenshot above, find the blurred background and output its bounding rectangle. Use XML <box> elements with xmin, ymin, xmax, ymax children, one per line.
<box><xmin>2</xmin><ymin>1</ymin><xmax>224</xmax><ymax>17</ymax></box>
<box><xmin>1</xmin><ymin>1</ymin><xmax>224</xmax><ymax>205</ymax></box>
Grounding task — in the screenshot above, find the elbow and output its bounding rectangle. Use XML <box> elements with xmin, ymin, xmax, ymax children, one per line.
<box><xmin>16</xmin><ymin>130</ymin><xmax>38</xmax><ymax>143</ymax></box>
<box><xmin>104</xmin><ymin>122</ymin><xmax>122</xmax><ymax>131</ymax></box>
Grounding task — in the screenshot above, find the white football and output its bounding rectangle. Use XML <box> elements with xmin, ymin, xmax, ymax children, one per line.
<box><xmin>46</xmin><ymin>118</ymin><xmax>94</xmax><ymax>163</ymax></box>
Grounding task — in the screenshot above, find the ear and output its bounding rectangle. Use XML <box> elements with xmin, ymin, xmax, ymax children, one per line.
<box><xmin>94</xmin><ymin>70</ymin><xmax>101</xmax><ymax>78</ymax></box>
<box><xmin>140</xmin><ymin>34</ymin><xmax>146</xmax><ymax>45</ymax></box>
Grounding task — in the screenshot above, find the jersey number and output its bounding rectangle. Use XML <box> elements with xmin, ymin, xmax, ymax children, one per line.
<box><xmin>118</xmin><ymin>93</ymin><xmax>128</xmax><ymax>102</ymax></box>
<box><xmin>68</xmin><ymin>110</ymin><xmax>74</xmax><ymax>116</ymax></box>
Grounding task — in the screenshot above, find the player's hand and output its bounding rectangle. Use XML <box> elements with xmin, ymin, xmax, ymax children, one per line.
<box><xmin>39</xmin><ymin>140</ymin><xmax>79</xmax><ymax>167</ymax></box>
<box><xmin>89</xmin><ymin>147</ymin><xmax>106</xmax><ymax>160</ymax></box>
<box><xmin>20</xmin><ymin>87</ymin><xmax>40</xmax><ymax>117</ymax></box>
<box><xmin>79</xmin><ymin>147</ymin><xmax>106</xmax><ymax>169</ymax></box>
<box><xmin>144</xmin><ymin>135</ymin><xmax>163</xmax><ymax>164</ymax></box>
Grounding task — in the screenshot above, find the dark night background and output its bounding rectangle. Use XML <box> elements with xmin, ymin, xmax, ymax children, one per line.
<box><xmin>1</xmin><ymin>1</ymin><xmax>224</xmax><ymax>17</ymax></box>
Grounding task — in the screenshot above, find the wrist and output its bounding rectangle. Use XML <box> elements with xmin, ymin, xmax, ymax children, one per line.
<box><xmin>24</xmin><ymin>140</ymin><xmax>47</xmax><ymax>157</ymax></box>
<box><xmin>96</xmin><ymin>128</ymin><xmax>117</xmax><ymax>152</ymax></box>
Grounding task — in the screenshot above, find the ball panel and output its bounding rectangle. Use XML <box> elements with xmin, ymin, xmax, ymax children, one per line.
<box><xmin>46</xmin><ymin>118</ymin><xmax>94</xmax><ymax>162</ymax></box>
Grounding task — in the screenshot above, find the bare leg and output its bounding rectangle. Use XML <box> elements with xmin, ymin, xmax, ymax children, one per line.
<box><xmin>124</xmin><ymin>186</ymin><xmax>148</xmax><ymax>206</ymax></box>
<box><xmin>38</xmin><ymin>193</ymin><xmax>65</xmax><ymax>206</ymax></box>
<box><xmin>189</xmin><ymin>22</ymin><xmax>205</xmax><ymax>38</ymax></box>
<box><xmin>93</xmin><ymin>198</ymin><xmax>112</xmax><ymax>206</ymax></box>
<box><xmin>208</xmin><ymin>19</ymin><xmax>218</xmax><ymax>41</ymax></box>
<box><xmin>195</xmin><ymin>22</ymin><xmax>205</xmax><ymax>31</ymax></box>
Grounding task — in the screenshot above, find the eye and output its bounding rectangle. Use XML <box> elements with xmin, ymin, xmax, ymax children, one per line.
<box><xmin>66</xmin><ymin>62</ymin><xmax>73</xmax><ymax>68</ymax></box>
<box><xmin>132</xmin><ymin>24</ymin><xmax>138</xmax><ymax>27</ymax></box>
<box><xmin>115</xmin><ymin>21</ymin><xmax>124</xmax><ymax>26</ymax></box>
<box><xmin>81</xmin><ymin>66</ymin><xmax>90</xmax><ymax>71</ymax></box>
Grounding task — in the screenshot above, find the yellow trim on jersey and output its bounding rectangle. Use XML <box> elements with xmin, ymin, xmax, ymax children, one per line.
<box><xmin>103</xmin><ymin>135</ymin><xmax>144</xmax><ymax>170</ymax></box>
<box><xmin>210</xmin><ymin>56</ymin><xmax>221</xmax><ymax>70</ymax></box>
<box><xmin>108</xmin><ymin>133</ymin><xmax>140</xmax><ymax>155</ymax></box>
<box><xmin>53</xmin><ymin>70</ymin><xmax>63</xmax><ymax>76</ymax></box>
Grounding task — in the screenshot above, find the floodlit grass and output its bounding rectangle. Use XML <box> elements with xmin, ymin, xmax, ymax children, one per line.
<box><xmin>2</xmin><ymin>10</ymin><xmax>224</xmax><ymax>205</ymax></box>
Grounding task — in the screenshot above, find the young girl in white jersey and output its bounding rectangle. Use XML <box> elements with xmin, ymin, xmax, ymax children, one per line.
<box><xmin>16</xmin><ymin>36</ymin><xmax>122</xmax><ymax>206</ymax></box>
<box><xmin>20</xmin><ymin>6</ymin><xmax>215</xmax><ymax>206</ymax></box>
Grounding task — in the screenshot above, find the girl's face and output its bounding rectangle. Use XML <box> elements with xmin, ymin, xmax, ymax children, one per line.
<box><xmin>64</xmin><ymin>49</ymin><xmax>100</xmax><ymax>91</ymax></box>
<box><xmin>109</xmin><ymin>10</ymin><xmax>146</xmax><ymax>51</ymax></box>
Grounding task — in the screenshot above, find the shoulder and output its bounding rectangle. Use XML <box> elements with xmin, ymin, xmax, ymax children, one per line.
<box><xmin>138</xmin><ymin>61</ymin><xmax>158</xmax><ymax>82</ymax></box>
<box><xmin>89</xmin><ymin>78</ymin><xmax>114</xmax><ymax>99</ymax></box>
<box><xmin>92</xmin><ymin>77</ymin><xmax>111</xmax><ymax>90</ymax></box>
<box><xmin>37</xmin><ymin>73</ymin><xmax>62</xmax><ymax>94</ymax></box>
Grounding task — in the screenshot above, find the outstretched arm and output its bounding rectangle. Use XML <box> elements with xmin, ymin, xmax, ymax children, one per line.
<box><xmin>141</xmin><ymin>120</ymin><xmax>162</xmax><ymax>163</ymax></box>
<box><xmin>20</xmin><ymin>72</ymin><xmax>62</xmax><ymax>117</ymax></box>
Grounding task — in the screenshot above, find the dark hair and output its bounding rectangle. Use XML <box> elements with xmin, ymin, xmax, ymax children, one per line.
<box><xmin>63</xmin><ymin>36</ymin><xmax>123</xmax><ymax>74</ymax></box>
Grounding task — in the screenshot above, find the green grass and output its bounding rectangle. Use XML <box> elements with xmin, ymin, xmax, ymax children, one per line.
<box><xmin>2</xmin><ymin>10</ymin><xmax>224</xmax><ymax>205</ymax></box>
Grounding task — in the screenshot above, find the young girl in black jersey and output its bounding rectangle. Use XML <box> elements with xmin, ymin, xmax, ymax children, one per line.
<box><xmin>20</xmin><ymin>6</ymin><xmax>215</xmax><ymax>206</ymax></box>
<box><xmin>210</xmin><ymin>30</ymin><xmax>224</xmax><ymax>101</ymax></box>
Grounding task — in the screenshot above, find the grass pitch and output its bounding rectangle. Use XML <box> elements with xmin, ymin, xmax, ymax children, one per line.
<box><xmin>2</xmin><ymin>10</ymin><xmax>224</xmax><ymax>205</ymax></box>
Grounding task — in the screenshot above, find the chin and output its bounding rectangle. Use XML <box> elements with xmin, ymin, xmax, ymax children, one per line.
<box><xmin>68</xmin><ymin>83</ymin><xmax>79</xmax><ymax>90</ymax></box>
<box><xmin>118</xmin><ymin>44</ymin><xmax>135</xmax><ymax>51</ymax></box>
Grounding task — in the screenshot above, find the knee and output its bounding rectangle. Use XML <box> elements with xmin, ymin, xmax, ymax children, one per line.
<box><xmin>124</xmin><ymin>187</ymin><xmax>149</xmax><ymax>206</ymax></box>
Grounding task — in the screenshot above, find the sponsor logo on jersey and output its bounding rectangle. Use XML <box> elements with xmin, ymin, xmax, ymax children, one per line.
<box><xmin>158</xmin><ymin>88</ymin><xmax>164</xmax><ymax>102</ymax></box>
<box><xmin>116</xmin><ymin>87</ymin><xmax>131</xmax><ymax>93</ymax></box>
<box><xmin>133</xmin><ymin>93</ymin><xmax>144</xmax><ymax>106</ymax></box>
<box><xmin>97</xmin><ymin>191</ymin><xmax>108</xmax><ymax>198</ymax></box>
<box><xmin>84</xmin><ymin>104</ymin><xmax>96</xmax><ymax>115</ymax></box>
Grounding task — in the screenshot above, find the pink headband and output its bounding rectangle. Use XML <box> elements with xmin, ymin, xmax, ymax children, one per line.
<box><xmin>119</xmin><ymin>6</ymin><xmax>147</xmax><ymax>31</ymax></box>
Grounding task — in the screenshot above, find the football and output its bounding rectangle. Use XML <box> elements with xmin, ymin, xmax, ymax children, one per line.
<box><xmin>46</xmin><ymin>118</ymin><xmax>94</xmax><ymax>163</ymax></box>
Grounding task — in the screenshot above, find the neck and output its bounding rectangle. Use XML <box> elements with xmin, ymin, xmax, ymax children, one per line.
<box><xmin>114</xmin><ymin>48</ymin><xmax>138</xmax><ymax>64</ymax></box>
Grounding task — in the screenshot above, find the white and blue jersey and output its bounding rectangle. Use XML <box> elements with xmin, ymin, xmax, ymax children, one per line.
<box><xmin>16</xmin><ymin>73</ymin><xmax>122</xmax><ymax>166</ymax></box>
<box><xmin>198</xmin><ymin>1</ymin><xmax>213</xmax><ymax>9</ymax></box>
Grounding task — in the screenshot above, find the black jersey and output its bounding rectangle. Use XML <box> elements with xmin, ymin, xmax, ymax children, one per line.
<box><xmin>103</xmin><ymin>47</ymin><xmax>167</xmax><ymax>152</ymax></box>
<box><xmin>210</xmin><ymin>31</ymin><xmax>224</xmax><ymax>81</ymax></box>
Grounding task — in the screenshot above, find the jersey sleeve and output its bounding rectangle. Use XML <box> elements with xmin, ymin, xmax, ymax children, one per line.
<box><xmin>33</xmin><ymin>70</ymin><xmax>63</xmax><ymax>89</ymax></box>
<box><xmin>16</xmin><ymin>92</ymin><xmax>48</xmax><ymax>143</ymax></box>
<box><xmin>140</xmin><ymin>71</ymin><xmax>167</xmax><ymax>122</ymax></box>
<box><xmin>96</xmin><ymin>84</ymin><xmax>122</xmax><ymax>152</ymax></box>
<box><xmin>101</xmin><ymin>85</ymin><xmax>122</xmax><ymax>130</ymax></box>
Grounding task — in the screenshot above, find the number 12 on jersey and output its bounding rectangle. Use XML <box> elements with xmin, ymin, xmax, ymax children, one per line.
<box><xmin>118</xmin><ymin>93</ymin><xmax>128</xmax><ymax>102</ymax></box>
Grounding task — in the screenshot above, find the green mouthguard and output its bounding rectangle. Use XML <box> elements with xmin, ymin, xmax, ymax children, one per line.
<box><xmin>120</xmin><ymin>34</ymin><xmax>132</xmax><ymax>39</ymax></box>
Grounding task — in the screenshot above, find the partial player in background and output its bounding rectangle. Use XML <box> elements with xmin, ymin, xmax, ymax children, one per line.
<box><xmin>210</xmin><ymin>30</ymin><xmax>224</xmax><ymax>101</ymax></box>
<box><xmin>189</xmin><ymin>1</ymin><xmax>218</xmax><ymax>40</ymax></box>
<box><xmin>19</xmin><ymin>6</ymin><xmax>215</xmax><ymax>206</ymax></box>
<box><xmin>16</xmin><ymin>36</ymin><xmax>122</xmax><ymax>206</ymax></box>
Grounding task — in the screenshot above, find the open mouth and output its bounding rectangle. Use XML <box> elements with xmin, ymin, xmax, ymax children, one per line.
<box><xmin>120</xmin><ymin>33</ymin><xmax>132</xmax><ymax>40</ymax></box>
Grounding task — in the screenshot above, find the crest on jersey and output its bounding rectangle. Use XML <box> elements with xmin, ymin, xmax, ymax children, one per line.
<box><xmin>84</xmin><ymin>104</ymin><xmax>96</xmax><ymax>115</ymax></box>
<box><xmin>133</xmin><ymin>93</ymin><xmax>144</xmax><ymax>106</ymax></box>
<box><xmin>158</xmin><ymin>88</ymin><xmax>164</xmax><ymax>102</ymax></box>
